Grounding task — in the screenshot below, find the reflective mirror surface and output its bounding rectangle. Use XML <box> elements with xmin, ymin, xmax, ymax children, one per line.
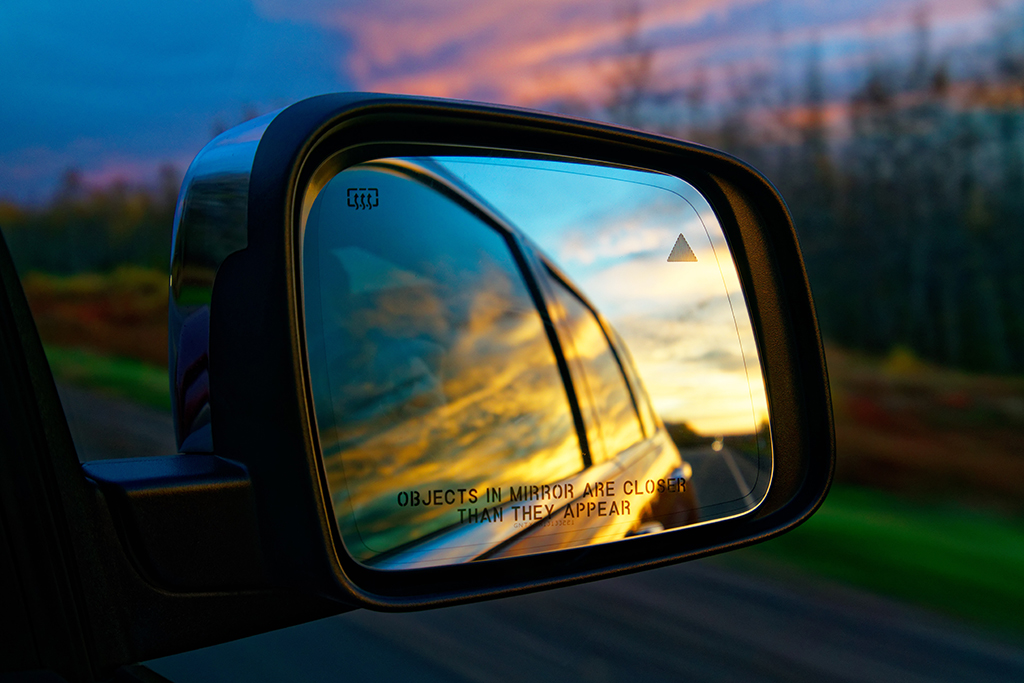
<box><xmin>302</xmin><ymin>155</ymin><xmax>771</xmax><ymax>569</ymax></box>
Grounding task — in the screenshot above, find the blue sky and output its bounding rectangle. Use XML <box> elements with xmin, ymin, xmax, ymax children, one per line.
<box><xmin>0</xmin><ymin>0</ymin><xmax>352</xmax><ymax>201</ymax></box>
<box><xmin>0</xmin><ymin>0</ymin><xmax>1003</xmax><ymax>203</ymax></box>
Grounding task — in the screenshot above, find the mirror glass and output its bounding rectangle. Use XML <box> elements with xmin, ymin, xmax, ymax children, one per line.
<box><xmin>302</xmin><ymin>155</ymin><xmax>771</xmax><ymax>569</ymax></box>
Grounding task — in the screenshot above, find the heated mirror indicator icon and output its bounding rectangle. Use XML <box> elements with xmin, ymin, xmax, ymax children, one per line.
<box><xmin>667</xmin><ymin>233</ymin><xmax>697</xmax><ymax>262</ymax></box>
<box><xmin>347</xmin><ymin>188</ymin><xmax>379</xmax><ymax>210</ymax></box>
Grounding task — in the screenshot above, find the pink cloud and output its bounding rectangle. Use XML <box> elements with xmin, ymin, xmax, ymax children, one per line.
<box><xmin>251</xmin><ymin>0</ymin><xmax>1004</xmax><ymax>111</ymax></box>
<box><xmin>80</xmin><ymin>160</ymin><xmax>167</xmax><ymax>189</ymax></box>
<box><xmin>0</xmin><ymin>139</ymin><xmax>194</xmax><ymax>203</ymax></box>
<box><xmin>257</xmin><ymin>0</ymin><xmax>760</xmax><ymax>105</ymax></box>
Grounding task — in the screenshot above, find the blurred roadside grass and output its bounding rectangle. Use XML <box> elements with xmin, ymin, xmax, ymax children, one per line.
<box><xmin>24</xmin><ymin>267</ymin><xmax>172</xmax><ymax>409</ymax></box>
<box><xmin>44</xmin><ymin>345</ymin><xmax>170</xmax><ymax>411</ymax></box>
<box><xmin>718</xmin><ymin>485</ymin><xmax>1024</xmax><ymax>637</ymax></box>
<box><xmin>715</xmin><ymin>346</ymin><xmax>1024</xmax><ymax>637</ymax></box>
<box><xmin>828</xmin><ymin>344</ymin><xmax>1024</xmax><ymax>515</ymax></box>
<box><xmin>22</xmin><ymin>267</ymin><xmax>168</xmax><ymax>367</ymax></box>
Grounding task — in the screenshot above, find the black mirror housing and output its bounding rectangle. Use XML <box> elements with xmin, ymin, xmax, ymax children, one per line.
<box><xmin>183</xmin><ymin>93</ymin><xmax>834</xmax><ymax>607</ymax></box>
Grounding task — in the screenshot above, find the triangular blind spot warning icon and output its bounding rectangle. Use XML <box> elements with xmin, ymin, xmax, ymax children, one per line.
<box><xmin>668</xmin><ymin>233</ymin><xmax>697</xmax><ymax>262</ymax></box>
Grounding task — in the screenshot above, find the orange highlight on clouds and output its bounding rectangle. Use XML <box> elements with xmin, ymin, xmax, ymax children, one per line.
<box><xmin>322</xmin><ymin>0</ymin><xmax>754</xmax><ymax>106</ymax></box>
<box><xmin>250</xmin><ymin>0</ymin><xmax>1000</xmax><ymax>111</ymax></box>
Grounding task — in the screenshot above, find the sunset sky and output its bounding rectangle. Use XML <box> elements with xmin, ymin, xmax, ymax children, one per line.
<box><xmin>0</xmin><ymin>0</ymin><xmax>1008</xmax><ymax>202</ymax></box>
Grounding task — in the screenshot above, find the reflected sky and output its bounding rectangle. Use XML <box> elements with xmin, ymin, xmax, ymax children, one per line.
<box><xmin>435</xmin><ymin>157</ymin><xmax>768</xmax><ymax>435</ymax></box>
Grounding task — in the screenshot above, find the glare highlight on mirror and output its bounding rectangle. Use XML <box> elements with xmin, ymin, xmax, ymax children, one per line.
<box><xmin>302</xmin><ymin>155</ymin><xmax>770</xmax><ymax>569</ymax></box>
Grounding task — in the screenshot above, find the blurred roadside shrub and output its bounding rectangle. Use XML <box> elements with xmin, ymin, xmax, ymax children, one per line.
<box><xmin>21</xmin><ymin>267</ymin><xmax>168</xmax><ymax>366</ymax></box>
<box><xmin>828</xmin><ymin>344</ymin><xmax>1024</xmax><ymax>514</ymax></box>
<box><xmin>0</xmin><ymin>165</ymin><xmax>177</xmax><ymax>275</ymax></box>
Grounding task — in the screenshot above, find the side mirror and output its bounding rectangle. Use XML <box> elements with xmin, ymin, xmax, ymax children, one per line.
<box><xmin>78</xmin><ymin>92</ymin><xmax>831</xmax><ymax>659</ymax></box>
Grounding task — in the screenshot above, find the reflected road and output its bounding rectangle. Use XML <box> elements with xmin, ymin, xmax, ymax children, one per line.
<box><xmin>683</xmin><ymin>445</ymin><xmax>759</xmax><ymax>511</ymax></box>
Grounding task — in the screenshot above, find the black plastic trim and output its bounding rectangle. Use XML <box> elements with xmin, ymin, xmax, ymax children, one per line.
<box><xmin>82</xmin><ymin>456</ymin><xmax>266</xmax><ymax>591</ymax></box>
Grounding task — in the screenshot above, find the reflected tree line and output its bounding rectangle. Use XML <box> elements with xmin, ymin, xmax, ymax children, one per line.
<box><xmin>587</xmin><ymin>2</ymin><xmax>1024</xmax><ymax>374</ymax></box>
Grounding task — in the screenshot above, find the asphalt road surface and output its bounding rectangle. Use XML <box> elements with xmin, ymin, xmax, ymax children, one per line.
<box><xmin>54</xmin><ymin>386</ymin><xmax>1024</xmax><ymax>682</ymax></box>
<box><xmin>147</xmin><ymin>561</ymin><xmax>1024</xmax><ymax>683</ymax></box>
<box><xmin>683</xmin><ymin>444</ymin><xmax>760</xmax><ymax>511</ymax></box>
<box><xmin>56</xmin><ymin>383</ymin><xmax>177</xmax><ymax>461</ymax></box>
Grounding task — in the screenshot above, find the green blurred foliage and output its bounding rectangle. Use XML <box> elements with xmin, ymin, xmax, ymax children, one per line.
<box><xmin>721</xmin><ymin>484</ymin><xmax>1024</xmax><ymax>636</ymax></box>
<box><xmin>827</xmin><ymin>344</ymin><xmax>1024</xmax><ymax>514</ymax></box>
<box><xmin>43</xmin><ymin>345</ymin><xmax>170</xmax><ymax>411</ymax></box>
<box><xmin>22</xmin><ymin>266</ymin><xmax>168</xmax><ymax>310</ymax></box>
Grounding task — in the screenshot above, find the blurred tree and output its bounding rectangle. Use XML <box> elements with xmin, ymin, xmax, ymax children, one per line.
<box><xmin>604</xmin><ymin>0</ymin><xmax>655</xmax><ymax>129</ymax></box>
<box><xmin>648</xmin><ymin>2</ymin><xmax>1024</xmax><ymax>374</ymax></box>
<box><xmin>2</xmin><ymin>167</ymin><xmax>180</xmax><ymax>277</ymax></box>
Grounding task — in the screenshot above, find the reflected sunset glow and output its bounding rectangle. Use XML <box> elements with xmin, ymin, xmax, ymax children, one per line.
<box><xmin>436</xmin><ymin>157</ymin><xmax>768</xmax><ymax>435</ymax></box>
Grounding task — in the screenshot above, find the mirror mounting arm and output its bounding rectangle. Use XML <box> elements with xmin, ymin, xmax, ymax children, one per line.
<box><xmin>83</xmin><ymin>455</ymin><xmax>268</xmax><ymax>591</ymax></box>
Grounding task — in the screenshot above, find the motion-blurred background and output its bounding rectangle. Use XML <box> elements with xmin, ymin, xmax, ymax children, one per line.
<box><xmin>2</xmin><ymin>0</ymin><xmax>1023</xmax><ymax>678</ymax></box>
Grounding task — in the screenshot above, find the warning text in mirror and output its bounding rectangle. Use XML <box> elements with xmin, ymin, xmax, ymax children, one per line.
<box><xmin>394</xmin><ymin>477</ymin><xmax>687</xmax><ymax>526</ymax></box>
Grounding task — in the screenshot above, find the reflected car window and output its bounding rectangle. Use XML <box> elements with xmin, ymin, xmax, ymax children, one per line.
<box><xmin>545</xmin><ymin>272</ymin><xmax>644</xmax><ymax>464</ymax></box>
<box><xmin>304</xmin><ymin>164</ymin><xmax>585</xmax><ymax>563</ymax></box>
<box><xmin>607</xmin><ymin>324</ymin><xmax>658</xmax><ymax>438</ymax></box>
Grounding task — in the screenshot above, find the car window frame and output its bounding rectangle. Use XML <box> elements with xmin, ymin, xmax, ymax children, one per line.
<box><xmin>538</xmin><ymin>261</ymin><xmax>648</xmax><ymax>458</ymax></box>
